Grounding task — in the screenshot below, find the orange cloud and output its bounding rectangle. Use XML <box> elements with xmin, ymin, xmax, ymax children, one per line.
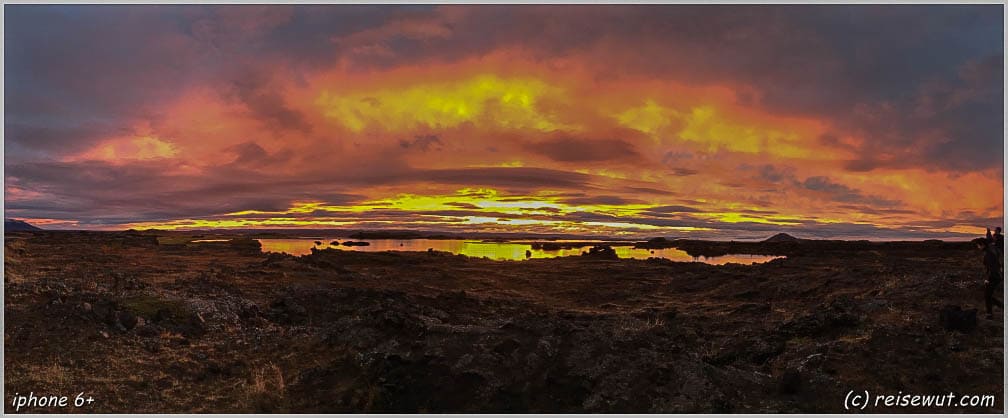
<box><xmin>5</xmin><ymin>6</ymin><xmax>1001</xmax><ymax>239</ymax></box>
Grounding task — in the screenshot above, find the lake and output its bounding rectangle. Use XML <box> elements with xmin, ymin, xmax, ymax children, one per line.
<box><xmin>256</xmin><ymin>238</ymin><xmax>783</xmax><ymax>265</ymax></box>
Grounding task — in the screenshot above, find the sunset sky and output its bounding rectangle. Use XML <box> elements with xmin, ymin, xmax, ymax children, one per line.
<box><xmin>4</xmin><ymin>5</ymin><xmax>1004</xmax><ymax>239</ymax></box>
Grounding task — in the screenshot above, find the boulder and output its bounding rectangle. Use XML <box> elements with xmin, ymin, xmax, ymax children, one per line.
<box><xmin>939</xmin><ymin>305</ymin><xmax>977</xmax><ymax>333</ymax></box>
<box><xmin>269</xmin><ymin>297</ymin><xmax>309</xmax><ymax>323</ymax></box>
<box><xmin>122</xmin><ymin>311</ymin><xmax>138</xmax><ymax>329</ymax></box>
<box><xmin>777</xmin><ymin>369</ymin><xmax>803</xmax><ymax>394</ymax></box>
<box><xmin>584</xmin><ymin>245</ymin><xmax>618</xmax><ymax>260</ymax></box>
<box><xmin>136</xmin><ymin>323</ymin><xmax>162</xmax><ymax>338</ymax></box>
<box><xmin>779</xmin><ymin>298</ymin><xmax>860</xmax><ymax>338</ymax></box>
<box><xmin>493</xmin><ymin>338</ymin><xmax>522</xmax><ymax>356</ymax></box>
<box><xmin>150</xmin><ymin>307</ymin><xmax>206</xmax><ymax>338</ymax></box>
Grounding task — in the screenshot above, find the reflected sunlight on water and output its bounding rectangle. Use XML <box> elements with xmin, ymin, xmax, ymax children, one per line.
<box><xmin>257</xmin><ymin>238</ymin><xmax>783</xmax><ymax>265</ymax></box>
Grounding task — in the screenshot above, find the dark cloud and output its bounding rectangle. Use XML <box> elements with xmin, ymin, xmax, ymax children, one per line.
<box><xmin>5</xmin><ymin>6</ymin><xmax>209</xmax><ymax>156</ymax></box>
<box><xmin>668</xmin><ymin>168</ymin><xmax>699</xmax><ymax>176</ymax></box>
<box><xmin>521</xmin><ymin>207</ymin><xmax>562</xmax><ymax>214</ymax></box>
<box><xmin>4</xmin><ymin>5</ymin><xmax>399</xmax><ymax>157</ymax></box>
<box><xmin>624</xmin><ymin>186</ymin><xmax>676</xmax><ymax>196</ymax></box>
<box><xmin>738</xmin><ymin>164</ymin><xmax>905</xmax><ymax>208</ymax></box>
<box><xmin>414</xmin><ymin>167</ymin><xmax>594</xmax><ymax>191</ymax></box>
<box><xmin>399</xmin><ymin>134</ymin><xmax>442</xmax><ymax>151</ymax></box>
<box><xmin>4</xmin><ymin>159</ymin><xmax>365</xmax><ymax>224</ymax></box>
<box><xmin>554</xmin><ymin>210</ymin><xmax>979</xmax><ymax>240</ymax></box>
<box><xmin>801</xmin><ymin>176</ymin><xmax>900</xmax><ymax>207</ymax></box>
<box><xmin>226</xmin><ymin>72</ymin><xmax>312</xmax><ymax>133</ymax></box>
<box><xmin>661</xmin><ymin>151</ymin><xmax>695</xmax><ymax>164</ymax></box>
<box><xmin>525</xmin><ymin>137</ymin><xmax>639</xmax><ymax>162</ymax></box>
<box><xmin>8</xmin><ymin>154</ymin><xmax>980</xmax><ymax>239</ymax></box>
<box><xmin>739</xmin><ymin>208</ymin><xmax>779</xmax><ymax>215</ymax></box>
<box><xmin>835</xmin><ymin>205</ymin><xmax>917</xmax><ymax>216</ymax></box>
<box><xmin>229</xmin><ymin>142</ymin><xmax>269</xmax><ymax>163</ymax></box>
<box><xmin>4</xmin><ymin>121</ymin><xmax>123</xmax><ymax>157</ymax></box>
<box><xmin>4</xmin><ymin>159</ymin><xmax>599</xmax><ymax>224</ymax></box>
<box><xmin>836</xmin><ymin>54</ymin><xmax>1003</xmax><ymax>172</ymax></box>
<box><xmin>225</xmin><ymin>141</ymin><xmax>294</xmax><ymax>166</ymax></box>
<box><xmin>445</xmin><ymin>202</ymin><xmax>480</xmax><ymax>209</ymax></box>
<box><xmin>643</xmin><ymin>205</ymin><xmax>703</xmax><ymax>214</ymax></box>
<box><xmin>755</xmin><ymin>164</ymin><xmax>795</xmax><ymax>184</ymax></box>
<box><xmin>561</xmin><ymin>195</ymin><xmax>645</xmax><ymax>206</ymax></box>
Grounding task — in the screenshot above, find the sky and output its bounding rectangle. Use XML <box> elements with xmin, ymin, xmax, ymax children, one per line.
<box><xmin>3</xmin><ymin>5</ymin><xmax>1004</xmax><ymax>240</ymax></box>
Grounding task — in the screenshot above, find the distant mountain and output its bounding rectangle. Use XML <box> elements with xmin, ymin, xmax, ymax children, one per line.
<box><xmin>763</xmin><ymin>232</ymin><xmax>800</xmax><ymax>243</ymax></box>
<box><xmin>5</xmin><ymin>219</ymin><xmax>42</xmax><ymax>231</ymax></box>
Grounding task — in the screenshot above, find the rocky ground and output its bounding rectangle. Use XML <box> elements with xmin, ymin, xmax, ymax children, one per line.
<box><xmin>3</xmin><ymin>231</ymin><xmax>1003</xmax><ymax>413</ymax></box>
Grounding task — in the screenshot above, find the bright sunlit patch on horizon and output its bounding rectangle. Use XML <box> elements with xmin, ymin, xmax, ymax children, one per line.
<box><xmin>122</xmin><ymin>218</ymin><xmax>362</xmax><ymax>230</ymax></box>
<box><xmin>15</xmin><ymin>218</ymin><xmax>82</xmax><ymax>228</ymax></box>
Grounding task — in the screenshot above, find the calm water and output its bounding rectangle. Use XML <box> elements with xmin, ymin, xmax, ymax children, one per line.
<box><xmin>256</xmin><ymin>238</ymin><xmax>783</xmax><ymax>265</ymax></box>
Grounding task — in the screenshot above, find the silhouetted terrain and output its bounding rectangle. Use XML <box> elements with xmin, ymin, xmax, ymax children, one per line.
<box><xmin>3</xmin><ymin>231</ymin><xmax>1003</xmax><ymax>413</ymax></box>
<box><xmin>4</xmin><ymin>219</ymin><xmax>41</xmax><ymax>232</ymax></box>
<box><xmin>763</xmin><ymin>233</ymin><xmax>801</xmax><ymax>243</ymax></box>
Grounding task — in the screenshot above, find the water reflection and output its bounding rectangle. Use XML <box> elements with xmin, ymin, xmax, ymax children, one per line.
<box><xmin>257</xmin><ymin>238</ymin><xmax>783</xmax><ymax>265</ymax></box>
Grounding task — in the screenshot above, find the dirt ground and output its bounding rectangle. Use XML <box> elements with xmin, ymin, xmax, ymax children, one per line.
<box><xmin>3</xmin><ymin>231</ymin><xmax>1003</xmax><ymax>413</ymax></box>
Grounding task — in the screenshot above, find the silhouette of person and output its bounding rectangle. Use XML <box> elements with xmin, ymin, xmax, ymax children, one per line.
<box><xmin>995</xmin><ymin>227</ymin><xmax>1004</xmax><ymax>257</ymax></box>
<box><xmin>987</xmin><ymin>227</ymin><xmax>1003</xmax><ymax>246</ymax></box>
<box><xmin>986</xmin><ymin>227</ymin><xmax>1004</xmax><ymax>269</ymax></box>
<box><xmin>977</xmin><ymin>238</ymin><xmax>1003</xmax><ymax>320</ymax></box>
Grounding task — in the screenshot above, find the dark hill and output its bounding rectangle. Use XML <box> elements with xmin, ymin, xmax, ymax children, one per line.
<box><xmin>763</xmin><ymin>232</ymin><xmax>800</xmax><ymax>243</ymax></box>
<box><xmin>5</xmin><ymin>219</ymin><xmax>42</xmax><ymax>231</ymax></box>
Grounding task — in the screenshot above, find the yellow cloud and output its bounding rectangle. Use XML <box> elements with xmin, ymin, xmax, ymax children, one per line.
<box><xmin>617</xmin><ymin>100</ymin><xmax>673</xmax><ymax>139</ymax></box>
<box><xmin>316</xmin><ymin>74</ymin><xmax>574</xmax><ymax>132</ymax></box>
<box><xmin>72</xmin><ymin>136</ymin><xmax>178</xmax><ymax>162</ymax></box>
<box><xmin>617</xmin><ymin>102</ymin><xmax>810</xmax><ymax>158</ymax></box>
<box><xmin>678</xmin><ymin>106</ymin><xmax>811</xmax><ymax>157</ymax></box>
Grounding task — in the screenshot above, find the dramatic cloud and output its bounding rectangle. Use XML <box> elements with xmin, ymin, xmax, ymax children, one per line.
<box><xmin>3</xmin><ymin>5</ymin><xmax>1002</xmax><ymax>239</ymax></box>
<box><xmin>525</xmin><ymin>137</ymin><xmax>640</xmax><ymax>163</ymax></box>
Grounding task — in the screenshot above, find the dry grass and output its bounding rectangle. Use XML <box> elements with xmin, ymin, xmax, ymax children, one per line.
<box><xmin>250</xmin><ymin>362</ymin><xmax>285</xmax><ymax>394</ymax></box>
<box><xmin>80</xmin><ymin>275</ymin><xmax>100</xmax><ymax>292</ymax></box>
<box><xmin>244</xmin><ymin>362</ymin><xmax>286</xmax><ymax>412</ymax></box>
<box><xmin>156</xmin><ymin>236</ymin><xmax>193</xmax><ymax>245</ymax></box>
<box><xmin>24</xmin><ymin>357</ymin><xmax>71</xmax><ymax>389</ymax></box>
<box><xmin>612</xmin><ymin>315</ymin><xmax>666</xmax><ymax>339</ymax></box>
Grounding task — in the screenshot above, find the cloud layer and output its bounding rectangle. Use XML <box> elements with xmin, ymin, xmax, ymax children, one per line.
<box><xmin>4</xmin><ymin>5</ymin><xmax>1003</xmax><ymax>239</ymax></box>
